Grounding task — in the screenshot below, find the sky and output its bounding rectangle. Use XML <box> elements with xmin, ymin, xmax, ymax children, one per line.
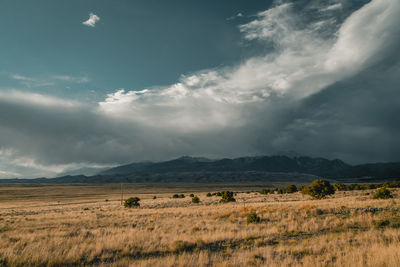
<box><xmin>1</xmin><ymin>0</ymin><xmax>400</xmax><ymax>178</ymax></box>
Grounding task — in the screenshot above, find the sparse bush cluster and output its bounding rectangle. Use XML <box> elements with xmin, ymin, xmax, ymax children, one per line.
<box><xmin>259</xmin><ymin>184</ymin><xmax>298</xmax><ymax>195</ymax></box>
<box><xmin>334</xmin><ymin>181</ymin><xmax>400</xmax><ymax>191</ymax></box>
<box><xmin>172</xmin><ymin>194</ymin><xmax>185</xmax><ymax>199</ymax></box>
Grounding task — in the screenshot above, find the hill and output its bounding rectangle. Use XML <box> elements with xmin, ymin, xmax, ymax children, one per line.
<box><xmin>1</xmin><ymin>155</ymin><xmax>399</xmax><ymax>183</ymax></box>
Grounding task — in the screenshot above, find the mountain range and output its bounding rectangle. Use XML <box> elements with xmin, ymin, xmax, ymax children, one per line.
<box><xmin>1</xmin><ymin>154</ymin><xmax>400</xmax><ymax>183</ymax></box>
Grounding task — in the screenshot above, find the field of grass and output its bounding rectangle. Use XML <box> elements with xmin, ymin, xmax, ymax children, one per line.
<box><xmin>0</xmin><ymin>183</ymin><xmax>399</xmax><ymax>266</ymax></box>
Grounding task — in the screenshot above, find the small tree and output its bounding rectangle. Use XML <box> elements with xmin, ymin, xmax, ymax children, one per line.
<box><xmin>302</xmin><ymin>179</ymin><xmax>335</xmax><ymax>199</ymax></box>
<box><xmin>285</xmin><ymin>184</ymin><xmax>298</xmax><ymax>193</ymax></box>
<box><xmin>192</xmin><ymin>196</ymin><xmax>200</xmax><ymax>203</ymax></box>
<box><xmin>373</xmin><ymin>187</ymin><xmax>393</xmax><ymax>199</ymax></box>
<box><xmin>220</xmin><ymin>191</ymin><xmax>236</xmax><ymax>203</ymax></box>
<box><xmin>124</xmin><ymin>197</ymin><xmax>140</xmax><ymax>208</ymax></box>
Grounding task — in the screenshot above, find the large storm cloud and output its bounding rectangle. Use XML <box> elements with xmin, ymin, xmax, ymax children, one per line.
<box><xmin>1</xmin><ymin>0</ymin><xmax>400</xmax><ymax>177</ymax></box>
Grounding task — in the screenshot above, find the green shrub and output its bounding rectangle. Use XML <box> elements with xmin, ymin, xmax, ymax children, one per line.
<box><xmin>192</xmin><ymin>196</ymin><xmax>200</xmax><ymax>203</ymax></box>
<box><xmin>259</xmin><ymin>189</ymin><xmax>272</xmax><ymax>195</ymax></box>
<box><xmin>285</xmin><ymin>184</ymin><xmax>298</xmax><ymax>193</ymax></box>
<box><xmin>171</xmin><ymin>240</ymin><xmax>195</xmax><ymax>252</ymax></box>
<box><xmin>220</xmin><ymin>191</ymin><xmax>236</xmax><ymax>203</ymax></box>
<box><xmin>276</xmin><ymin>188</ymin><xmax>284</xmax><ymax>194</ymax></box>
<box><xmin>247</xmin><ymin>212</ymin><xmax>261</xmax><ymax>224</ymax></box>
<box><xmin>124</xmin><ymin>197</ymin><xmax>140</xmax><ymax>208</ymax></box>
<box><xmin>373</xmin><ymin>187</ymin><xmax>393</xmax><ymax>199</ymax></box>
<box><xmin>206</xmin><ymin>192</ymin><xmax>212</xmax><ymax>197</ymax></box>
<box><xmin>334</xmin><ymin>183</ymin><xmax>347</xmax><ymax>191</ymax></box>
<box><xmin>190</xmin><ymin>193</ymin><xmax>194</xmax><ymax>197</ymax></box>
<box><xmin>153</xmin><ymin>196</ymin><xmax>157</xmax><ymax>199</ymax></box>
<box><xmin>172</xmin><ymin>194</ymin><xmax>185</xmax><ymax>199</ymax></box>
<box><xmin>373</xmin><ymin>219</ymin><xmax>390</xmax><ymax>228</ymax></box>
<box><xmin>302</xmin><ymin>179</ymin><xmax>335</xmax><ymax>199</ymax></box>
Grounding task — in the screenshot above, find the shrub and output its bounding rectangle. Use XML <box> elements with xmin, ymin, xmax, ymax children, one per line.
<box><xmin>171</xmin><ymin>240</ymin><xmax>195</xmax><ymax>252</ymax></box>
<box><xmin>153</xmin><ymin>196</ymin><xmax>157</xmax><ymax>199</ymax></box>
<box><xmin>276</xmin><ymin>188</ymin><xmax>284</xmax><ymax>194</ymax></box>
<box><xmin>192</xmin><ymin>196</ymin><xmax>200</xmax><ymax>203</ymax></box>
<box><xmin>334</xmin><ymin>183</ymin><xmax>347</xmax><ymax>191</ymax></box>
<box><xmin>259</xmin><ymin>189</ymin><xmax>272</xmax><ymax>195</ymax></box>
<box><xmin>247</xmin><ymin>212</ymin><xmax>261</xmax><ymax>224</ymax></box>
<box><xmin>285</xmin><ymin>184</ymin><xmax>298</xmax><ymax>193</ymax></box>
<box><xmin>124</xmin><ymin>197</ymin><xmax>140</xmax><ymax>208</ymax></box>
<box><xmin>172</xmin><ymin>194</ymin><xmax>185</xmax><ymax>199</ymax></box>
<box><xmin>206</xmin><ymin>192</ymin><xmax>212</xmax><ymax>197</ymax></box>
<box><xmin>220</xmin><ymin>191</ymin><xmax>236</xmax><ymax>203</ymax></box>
<box><xmin>373</xmin><ymin>219</ymin><xmax>390</xmax><ymax>228</ymax></box>
<box><xmin>302</xmin><ymin>179</ymin><xmax>335</xmax><ymax>199</ymax></box>
<box><xmin>190</xmin><ymin>193</ymin><xmax>194</xmax><ymax>197</ymax></box>
<box><xmin>373</xmin><ymin>187</ymin><xmax>393</xmax><ymax>199</ymax></box>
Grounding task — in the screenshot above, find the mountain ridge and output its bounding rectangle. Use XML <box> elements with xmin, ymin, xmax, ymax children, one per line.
<box><xmin>1</xmin><ymin>155</ymin><xmax>399</xmax><ymax>183</ymax></box>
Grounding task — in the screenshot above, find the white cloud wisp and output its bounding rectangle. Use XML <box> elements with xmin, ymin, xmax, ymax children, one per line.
<box><xmin>83</xmin><ymin>13</ymin><xmax>100</xmax><ymax>27</ymax></box>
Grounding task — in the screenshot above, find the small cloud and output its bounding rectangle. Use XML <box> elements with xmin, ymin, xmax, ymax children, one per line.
<box><xmin>83</xmin><ymin>13</ymin><xmax>100</xmax><ymax>27</ymax></box>
<box><xmin>321</xmin><ymin>3</ymin><xmax>342</xmax><ymax>12</ymax></box>
<box><xmin>227</xmin><ymin>12</ymin><xmax>244</xmax><ymax>21</ymax></box>
<box><xmin>10</xmin><ymin>74</ymin><xmax>33</xmax><ymax>81</ymax></box>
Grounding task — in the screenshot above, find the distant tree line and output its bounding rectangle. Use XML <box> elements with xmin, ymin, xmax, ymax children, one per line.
<box><xmin>333</xmin><ymin>181</ymin><xmax>400</xmax><ymax>191</ymax></box>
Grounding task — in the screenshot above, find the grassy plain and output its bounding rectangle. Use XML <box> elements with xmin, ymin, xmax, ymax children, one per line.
<box><xmin>0</xmin><ymin>183</ymin><xmax>399</xmax><ymax>266</ymax></box>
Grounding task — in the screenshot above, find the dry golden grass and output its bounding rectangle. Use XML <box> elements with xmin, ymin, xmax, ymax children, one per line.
<box><xmin>0</xmin><ymin>184</ymin><xmax>399</xmax><ymax>266</ymax></box>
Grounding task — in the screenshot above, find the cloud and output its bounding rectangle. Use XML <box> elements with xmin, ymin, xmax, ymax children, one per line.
<box><xmin>83</xmin><ymin>13</ymin><xmax>100</xmax><ymax>27</ymax></box>
<box><xmin>1</xmin><ymin>0</ymin><xmax>400</xmax><ymax>177</ymax></box>
<box><xmin>227</xmin><ymin>12</ymin><xmax>244</xmax><ymax>21</ymax></box>
<box><xmin>9</xmin><ymin>73</ymin><xmax>90</xmax><ymax>88</ymax></box>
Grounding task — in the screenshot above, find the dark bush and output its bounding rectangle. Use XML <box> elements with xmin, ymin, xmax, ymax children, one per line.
<box><xmin>206</xmin><ymin>193</ymin><xmax>212</xmax><ymax>197</ymax></box>
<box><xmin>373</xmin><ymin>187</ymin><xmax>393</xmax><ymax>199</ymax></box>
<box><xmin>285</xmin><ymin>184</ymin><xmax>298</xmax><ymax>193</ymax></box>
<box><xmin>302</xmin><ymin>179</ymin><xmax>335</xmax><ymax>199</ymax></box>
<box><xmin>192</xmin><ymin>196</ymin><xmax>200</xmax><ymax>203</ymax></box>
<box><xmin>190</xmin><ymin>193</ymin><xmax>194</xmax><ymax>197</ymax></box>
<box><xmin>220</xmin><ymin>191</ymin><xmax>236</xmax><ymax>203</ymax></box>
<box><xmin>259</xmin><ymin>189</ymin><xmax>272</xmax><ymax>195</ymax></box>
<box><xmin>247</xmin><ymin>212</ymin><xmax>261</xmax><ymax>224</ymax></box>
<box><xmin>124</xmin><ymin>197</ymin><xmax>140</xmax><ymax>208</ymax></box>
<box><xmin>172</xmin><ymin>194</ymin><xmax>185</xmax><ymax>199</ymax></box>
<box><xmin>334</xmin><ymin>183</ymin><xmax>347</xmax><ymax>191</ymax></box>
<box><xmin>276</xmin><ymin>188</ymin><xmax>284</xmax><ymax>194</ymax></box>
